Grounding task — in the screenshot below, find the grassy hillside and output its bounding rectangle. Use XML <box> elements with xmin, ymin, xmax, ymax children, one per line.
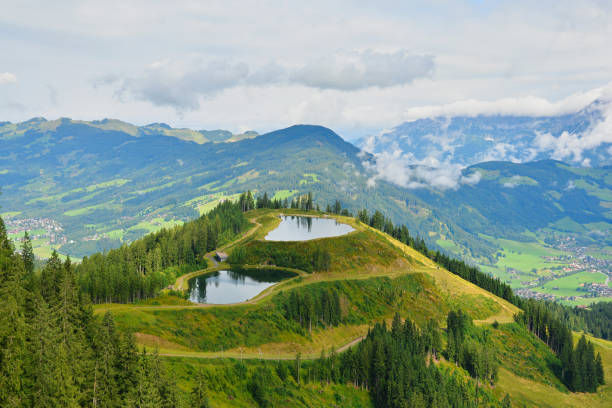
<box><xmin>96</xmin><ymin>210</ymin><xmax>518</xmax><ymax>359</ymax></box>
<box><xmin>92</xmin><ymin>210</ymin><xmax>612</xmax><ymax>406</ymax></box>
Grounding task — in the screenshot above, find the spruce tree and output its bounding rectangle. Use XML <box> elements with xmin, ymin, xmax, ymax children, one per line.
<box><xmin>0</xmin><ymin>246</ymin><xmax>27</xmax><ymax>407</ymax></box>
<box><xmin>191</xmin><ymin>369</ymin><xmax>211</xmax><ymax>408</ymax></box>
<box><xmin>21</xmin><ymin>231</ymin><xmax>34</xmax><ymax>276</ymax></box>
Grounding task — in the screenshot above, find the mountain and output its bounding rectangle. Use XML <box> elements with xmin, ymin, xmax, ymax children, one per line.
<box><xmin>360</xmin><ymin>99</ymin><xmax>612</xmax><ymax>167</ymax></box>
<box><xmin>0</xmin><ymin>117</ymin><xmax>258</xmax><ymax>145</ymax></box>
<box><xmin>0</xmin><ymin>120</ymin><xmax>384</xmax><ymax>256</ymax></box>
<box><xmin>1</xmin><ymin>117</ymin><xmax>610</xmax><ymax>305</ymax></box>
<box><xmin>409</xmin><ymin>161</ymin><xmax>612</xmax><ymax>299</ymax></box>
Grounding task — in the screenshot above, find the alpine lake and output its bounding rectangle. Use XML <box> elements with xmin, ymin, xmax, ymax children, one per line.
<box><xmin>187</xmin><ymin>215</ymin><xmax>354</xmax><ymax>304</ymax></box>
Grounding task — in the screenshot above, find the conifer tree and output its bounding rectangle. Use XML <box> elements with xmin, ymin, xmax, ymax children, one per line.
<box><xmin>191</xmin><ymin>369</ymin><xmax>211</xmax><ymax>408</ymax></box>
<box><xmin>21</xmin><ymin>231</ymin><xmax>34</xmax><ymax>276</ymax></box>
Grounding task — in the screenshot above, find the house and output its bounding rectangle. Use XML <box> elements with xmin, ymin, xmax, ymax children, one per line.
<box><xmin>215</xmin><ymin>251</ymin><xmax>229</xmax><ymax>262</ymax></box>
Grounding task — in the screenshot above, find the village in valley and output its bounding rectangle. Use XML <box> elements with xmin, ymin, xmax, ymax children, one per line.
<box><xmin>512</xmin><ymin>234</ymin><xmax>612</xmax><ymax>304</ymax></box>
<box><xmin>5</xmin><ymin>217</ymin><xmax>68</xmax><ymax>246</ymax></box>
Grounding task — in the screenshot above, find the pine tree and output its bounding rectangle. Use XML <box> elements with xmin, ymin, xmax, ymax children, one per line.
<box><xmin>501</xmin><ymin>393</ymin><xmax>511</xmax><ymax>408</ymax></box>
<box><xmin>595</xmin><ymin>353</ymin><xmax>605</xmax><ymax>386</ymax></box>
<box><xmin>0</xmin><ymin>247</ymin><xmax>27</xmax><ymax>407</ymax></box>
<box><xmin>27</xmin><ymin>296</ymin><xmax>61</xmax><ymax>407</ymax></box>
<box><xmin>21</xmin><ymin>231</ymin><xmax>34</xmax><ymax>276</ymax></box>
<box><xmin>191</xmin><ymin>369</ymin><xmax>211</xmax><ymax>408</ymax></box>
<box><xmin>127</xmin><ymin>350</ymin><xmax>163</xmax><ymax>408</ymax></box>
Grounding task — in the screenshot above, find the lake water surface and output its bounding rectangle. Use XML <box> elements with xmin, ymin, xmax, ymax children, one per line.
<box><xmin>264</xmin><ymin>215</ymin><xmax>354</xmax><ymax>241</ymax></box>
<box><xmin>187</xmin><ymin>268</ymin><xmax>295</xmax><ymax>304</ymax></box>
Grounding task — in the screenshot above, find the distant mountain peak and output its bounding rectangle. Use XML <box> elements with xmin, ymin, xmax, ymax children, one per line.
<box><xmin>360</xmin><ymin>99</ymin><xmax>612</xmax><ymax>168</ymax></box>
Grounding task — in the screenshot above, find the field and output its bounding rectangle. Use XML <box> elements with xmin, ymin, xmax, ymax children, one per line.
<box><xmin>480</xmin><ymin>234</ymin><xmax>569</xmax><ymax>273</ymax></box>
<box><xmin>536</xmin><ymin>270</ymin><xmax>609</xmax><ymax>297</ymax></box>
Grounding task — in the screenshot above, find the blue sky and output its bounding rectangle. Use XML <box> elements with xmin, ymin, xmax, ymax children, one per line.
<box><xmin>0</xmin><ymin>0</ymin><xmax>611</xmax><ymax>139</ymax></box>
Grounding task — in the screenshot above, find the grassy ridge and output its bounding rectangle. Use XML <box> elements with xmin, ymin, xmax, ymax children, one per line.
<box><xmin>94</xmin><ymin>209</ymin><xmax>612</xmax><ymax>405</ymax></box>
<box><xmin>101</xmin><ymin>210</ymin><xmax>515</xmax><ymax>358</ymax></box>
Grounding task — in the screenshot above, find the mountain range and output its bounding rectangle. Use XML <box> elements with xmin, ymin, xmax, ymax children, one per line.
<box><xmin>359</xmin><ymin>99</ymin><xmax>612</xmax><ymax>168</ymax></box>
<box><xmin>1</xmin><ymin>115</ymin><xmax>610</xmax><ymax>304</ymax></box>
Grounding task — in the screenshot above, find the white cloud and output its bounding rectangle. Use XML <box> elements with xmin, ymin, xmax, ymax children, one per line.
<box><xmin>400</xmin><ymin>85</ymin><xmax>609</xmax><ymax>121</ymax></box>
<box><xmin>0</xmin><ymin>1</ymin><xmax>611</xmax><ymax>135</ymax></box>
<box><xmin>364</xmin><ymin>148</ymin><xmax>481</xmax><ymax>190</ymax></box>
<box><xmin>115</xmin><ymin>50</ymin><xmax>434</xmax><ymax>111</ymax></box>
<box><xmin>291</xmin><ymin>50</ymin><xmax>434</xmax><ymax>91</ymax></box>
<box><xmin>532</xmin><ymin>97</ymin><xmax>612</xmax><ymax>164</ymax></box>
<box><xmin>0</xmin><ymin>72</ymin><xmax>17</xmax><ymax>84</ymax></box>
<box><xmin>118</xmin><ymin>58</ymin><xmax>251</xmax><ymax>110</ymax></box>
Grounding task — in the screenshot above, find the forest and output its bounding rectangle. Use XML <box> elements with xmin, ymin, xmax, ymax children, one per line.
<box><xmin>75</xmin><ymin>201</ymin><xmax>248</xmax><ymax>303</ymax></box>
<box><xmin>515</xmin><ymin>299</ymin><xmax>605</xmax><ymax>392</ymax></box>
<box><xmin>0</xmin><ymin>217</ymin><xmax>185</xmax><ymax>407</ymax></box>
<box><xmin>2</xmin><ymin>191</ymin><xmax>609</xmax><ymax>406</ymax></box>
<box><xmin>280</xmin><ymin>286</ymin><xmax>342</xmax><ymax>331</ymax></box>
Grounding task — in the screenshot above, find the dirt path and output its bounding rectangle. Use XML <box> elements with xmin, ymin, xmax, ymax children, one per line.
<box><xmin>157</xmin><ymin>334</ymin><xmax>366</xmax><ymax>361</ymax></box>
<box><xmin>171</xmin><ymin>216</ymin><xmax>263</xmax><ymax>291</ymax></box>
<box><xmin>105</xmin><ymin>211</ymin><xmax>518</xmax><ymax>360</ymax></box>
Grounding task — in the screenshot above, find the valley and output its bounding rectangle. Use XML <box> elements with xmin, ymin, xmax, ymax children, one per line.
<box><xmin>2</xmin><ymin>119</ymin><xmax>610</xmax><ymax>305</ymax></box>
<box><xmin>4</xmin><ymin>3</ymin><xmax>611</xmax><ymax>407</ymax></box>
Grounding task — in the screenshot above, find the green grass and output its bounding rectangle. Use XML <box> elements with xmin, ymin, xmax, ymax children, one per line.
<box><xmin>559</xmin><ymin>297</ymin><xmax>612</xmax><ymax>307</ymax></box>
<box><xmin>26</xmin><ymin>178</ymin><xmax>130</xmax><ymax>205</ymax></box>
<box><xmin>272</xmin><ymin>189</ymin><xmax>297</xmax><ymax>200</ymax></box>
<box><xmin>536</xmin><ymin>270</ymin><xmax>608</xmax><ymax>297</ymax></box>
<box><xmin>299</xmin><ymin>173</ymin><xmax>319</xmax><ymax>185</ymax></box>
<box><xmin>552</xmin><ymin>216</ymin><xmax>588</xmax><ymax>233</ymax></box>
<box><xmin>490</xmin><ymin>323</ymin><xmax>564</xmax><ymax>390</ymax></box>
<box><xmin>574</xmin><ymin>179</ymin><xmax>612</xmax><ymax>201</ymax></box>
<box><xmin>492</xmin><ymin>329</ymin><xmax>612</xmax><ymax>407</ymax></box>
<box><xmin>436</xmin><ymin>238</ymin><xmax>461</xmax><ymax>252</ymax></box>
<box><xmin>127</xmin><ymin>218</ymin><xmax>183</xmax><ymax>234</ymax></box>
<box><xmin>64</xmin><ymin>202</ymin><xmax>121</xmax><ymax>216</ymax></box>
<box><xmin>481</xmin><ymin>234</ymin><xmax>568</xmax><ymax>273</ymax></box>
<box><xmin>499</xmin><ymin>175</ymin><xmax>538</xmax><ymax>186</ymax></box>
<box><xmin>188</xmin><ymin>193</ymin><xmax>241</xmax><ymax>215</ymax></box>
<box><xmin>162</xmin><ymin>357</ymin><xmax>373</xmax><ymax>407</ymax></box>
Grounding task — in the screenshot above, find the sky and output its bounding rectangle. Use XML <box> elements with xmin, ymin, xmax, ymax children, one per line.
<box><xmin>1</xmin><ymin>0</ymin><xmax>611</xmax><ymax>140</ymax></box>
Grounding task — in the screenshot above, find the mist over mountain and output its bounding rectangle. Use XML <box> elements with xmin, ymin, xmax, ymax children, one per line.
<box><xmin>359</xmin><ymin>99</ymin><xmax>612</xmax><ymax>190</ymax></box>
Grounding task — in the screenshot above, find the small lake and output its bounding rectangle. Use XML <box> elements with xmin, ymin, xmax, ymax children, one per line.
<box><xmin>264</xmin><ymin>215</ymin><xmax>354</xmax><ymax>241</ymax></box>
<box><xmin>187</xmin><ymin>268</ymin><xmax>296</xmax><ymax>304</ymax></box>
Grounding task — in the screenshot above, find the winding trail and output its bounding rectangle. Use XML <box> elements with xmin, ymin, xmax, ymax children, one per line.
<box><xmin>171</xmin><ymin>216</ymin><xmax>263</xmax><ymax>291</ymax></box>
<box><xmin>157</xmin><ymin>334</ymin><xmax>367</xmax><ymax>361</ymax></box>
<box><xmin>101</xmin><ymin>211</ymin><xmax>519</xmax><ymax>361</ymax></box>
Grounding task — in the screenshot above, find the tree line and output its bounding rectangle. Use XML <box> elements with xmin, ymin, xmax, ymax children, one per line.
<box><xmin>75</xmin><ymin>200</ymin><xmax>249</xmax><ymax>303</ymax></box>
<box><xmin>0</xmin><ymin>216</ymin><xmax>203</xmax><ymax>407</ymax></box>
<box><xmin>239</xmin><ymin>190</ymin><xmax>319</xmax><ymax>211</ymax></box>
<box><xmin>280</xmin><ymin>287</ymin><xmax>342</xmax><ymax>332</ymax></box>
<box><xmin>313</xmin><ymin>313</ymin><xmax>508</xmax><ymax>408</ymax></box>
<box><xmin>515</xmin><ymin>299</ymin><xmax>604</xmax><ymax>392</ymax></box>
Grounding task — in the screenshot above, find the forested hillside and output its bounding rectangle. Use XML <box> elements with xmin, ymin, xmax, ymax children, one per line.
<box><xmin>76</xmin><ymin>201</ymin><xmax>248</xmax><ymax>303</ymax></box>
<box><xmin>0</xmin><ymin>216</ymin><xmax>182</xmax><ymax>406</ymax></box>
